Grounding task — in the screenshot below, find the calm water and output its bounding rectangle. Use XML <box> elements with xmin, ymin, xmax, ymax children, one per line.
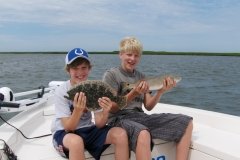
<box><xmin>0</xmin><ymin>54</ymin><xmax>240</xmax><ymax>120</ymax></box>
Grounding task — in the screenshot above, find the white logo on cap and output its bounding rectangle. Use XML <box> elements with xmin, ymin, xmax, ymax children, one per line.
<box><xmin>75</xmin><ymin>49</ymin><xmax>84</xmax><ymax>55</ymax></box>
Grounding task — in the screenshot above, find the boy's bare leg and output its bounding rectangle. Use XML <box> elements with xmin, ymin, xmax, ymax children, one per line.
<box><xmin>136</xmin><ymin>130</ymin><xmax>151</xmax><ymax>160</ymax></box>
<box><xmin>176</xmin><ymin>120</ymin><xmax>193</xmax><ymax>160</ymax></box>
<box><xmin>105</xmin><ymin>127</ymin><xmax>129</xmax><ymax>160</ymax></box>
<box><xmin>63</xmin><ymin>133</ymin><xmax>85</xmax><ymax>160</ymax></box>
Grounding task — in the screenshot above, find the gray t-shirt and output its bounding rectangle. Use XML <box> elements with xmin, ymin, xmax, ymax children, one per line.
<box><xmin>102</xmin><ymin>66</ymin><xmax>145</xmax><ymax>110</ymax></box>
<box><xmin>51</xmin><ymin>80</ymin><xmax>94</xmax><ymax>133</ymax></box>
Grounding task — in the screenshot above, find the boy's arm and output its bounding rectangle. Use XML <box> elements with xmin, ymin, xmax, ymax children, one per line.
<box><xmin>94</xmin><ymin>111</ymin><xmax>109</xmax><ymax>128</ymax></box>
<box><xmin>144</xmin><ymin>77</ymin><xmax>176</xmax><ymax>111</ymax></box>
<box><xmin>61</xmin><ymin>92</ymin><xmax>87</xmax><ymax>131</ymax></box>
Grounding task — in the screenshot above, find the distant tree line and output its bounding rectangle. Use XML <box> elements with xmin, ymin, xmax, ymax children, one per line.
<box><xmin>0</xmin><ymin>51</ymin><xmax>240</xmax><ymax>56</ymax></box>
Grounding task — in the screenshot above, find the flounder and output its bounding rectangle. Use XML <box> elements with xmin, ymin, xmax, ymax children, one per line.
<box><xmin>121</xmin><ymin>74</ymin><xmax>182</xmax><ymax>92</ymax></box>
<box><xmin>64</xmin><ymin>80</ymin><xmax>127</xmax><ymax>111</ymax></box>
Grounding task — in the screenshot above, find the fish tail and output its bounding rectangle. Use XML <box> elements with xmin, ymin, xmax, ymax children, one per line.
<box><xmin>115</xmin><ymin>96</ymin><xmax>127</xmax><ymax>110</ymax></box>
<box><xmin>64</xmin><ymin>95</ymin><xmax>71</xmax><ymax>100</ymax></box>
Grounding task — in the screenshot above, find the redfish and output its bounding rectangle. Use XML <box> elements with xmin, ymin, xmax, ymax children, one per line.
<box><xmin>121</xmin><ymin>75</ymin><xmax>182</xmax><ymax>91</ymax></box>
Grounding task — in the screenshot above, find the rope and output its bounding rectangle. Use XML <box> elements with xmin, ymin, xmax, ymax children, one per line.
<box><xmin>0</xmin><ymin>115</ymin><xmax>52</xmax><ymax>139</ymax></box>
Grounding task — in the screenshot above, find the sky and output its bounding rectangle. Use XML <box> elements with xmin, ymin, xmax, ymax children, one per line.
<box><xmin>1</xmin><ymin>0</ymin><xmax>240</xmax><ymax>52</ymax></box>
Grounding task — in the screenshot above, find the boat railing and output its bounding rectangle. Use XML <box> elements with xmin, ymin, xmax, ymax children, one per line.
<box><xmin>0</xmin><ymin>85</ymin><xmax>56</xmax><ymax>113</ymax></box>
<box><xmin>0</xmin><ymin>81</ymin><xmax>63</xmax><ymax>113</ymax></box>
<box><xmin>14</xmin><ymin>87</ymin><xmax>53</xmax><ymax>98</ymax></box>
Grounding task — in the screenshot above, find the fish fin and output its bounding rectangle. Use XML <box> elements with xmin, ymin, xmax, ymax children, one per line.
<box><xmin>115</xmin><ymin>96</ymin><xmax>127</xmax><ymax>110</ymax></box>
<box><xmin>64</xmin><ymin>95</ymin><xmax>70</xmax><ymax>100</ymax></box>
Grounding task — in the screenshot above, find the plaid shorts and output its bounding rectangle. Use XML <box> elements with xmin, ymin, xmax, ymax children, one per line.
<box><xmin>108</xmin><ymin>108</ymin><xmax>192</xmax><ymax>152</ymax></box>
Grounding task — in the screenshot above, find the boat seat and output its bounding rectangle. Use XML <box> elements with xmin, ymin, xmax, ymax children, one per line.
<box><xmin>190</xmin><ymin>122</ymin><xmax>240</xmax><ymax>159</ymax></box>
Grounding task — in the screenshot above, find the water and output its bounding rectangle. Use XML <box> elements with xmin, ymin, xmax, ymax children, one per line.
<box><xmin>0</xmin><ymin>54</ymin><xmax>240</xmax><ymax>123</ymax></box>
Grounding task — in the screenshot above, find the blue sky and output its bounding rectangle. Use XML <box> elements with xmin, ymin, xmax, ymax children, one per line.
<box><xmin>1</xmin><ymin>0</ymin><xmax>240</xmax><ymax>52</ymax></box>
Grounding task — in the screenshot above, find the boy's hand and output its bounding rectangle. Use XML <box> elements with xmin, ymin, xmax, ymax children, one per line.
<box><xmin>161</xmin><ymin>77</ymin><xmax>176</xmax><ymax>92</ymax></box>
<box><xmin>73</xmin><ymin>92</ymin><xmax>87</xmax><ymax>112</ymax></box>
<box><xmin>98</xmin><ymin>97</ymin><xmax>112</xmax><ymax>114</ymax></box>
<box><xmin>133</xmin><ymin>80</ymin><xmax>149</xmax><ymax>94</ymax></box>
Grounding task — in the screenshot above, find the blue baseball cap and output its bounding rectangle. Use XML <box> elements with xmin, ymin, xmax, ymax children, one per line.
<box><xmin>65</xmin><ymin>48</ymin><xmax>90</xmax><ymax>65</ymax></box>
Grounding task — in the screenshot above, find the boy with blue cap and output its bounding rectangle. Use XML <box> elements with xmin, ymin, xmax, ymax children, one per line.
<box><xmin>51</xmin><ymin>48</ymin><xmax>129</xmax><ymax>160</ymax></box>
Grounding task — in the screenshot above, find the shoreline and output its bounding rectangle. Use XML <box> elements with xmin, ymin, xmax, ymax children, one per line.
<box><xmin>0</xmin><ymin>51</ymin><xmax>240</xmax><ymax>56</ymax></box>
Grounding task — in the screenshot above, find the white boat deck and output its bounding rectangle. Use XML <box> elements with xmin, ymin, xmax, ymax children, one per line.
<box><xmin>1</xmin><ymin>100</ymin><xmax>240</xmax><ymax>160</ymax></box>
